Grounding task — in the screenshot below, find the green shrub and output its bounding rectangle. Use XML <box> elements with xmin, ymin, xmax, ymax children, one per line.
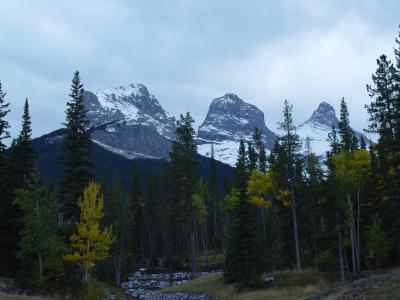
<box><xmin>79</xmin><ymin>279</ymin><xmax>107</xmax><ymax>300</ymax></box>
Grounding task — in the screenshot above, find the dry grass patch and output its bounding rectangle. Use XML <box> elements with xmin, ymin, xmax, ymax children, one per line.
<box><xmin>0</xmin><ymin>294</ymin><xmax>52</xmax><ymax>300</ymax></box>
<box><xmin>162</xmin><ymin>270</ymin><xmax>328</xmax><ymax>300</ymax></box>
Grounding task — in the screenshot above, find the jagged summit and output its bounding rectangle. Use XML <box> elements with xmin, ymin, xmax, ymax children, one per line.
<box><xmin>298</xmin><ymin>101</ymin><xmax>368</xmax><ymax>154</ymax></box>
<box><xmin>198</xmin><ymin>93</ymin><xmax>276</xmax><ymax>145</ymax></box>
<box><xmin>197</xmin><ymin>93</ymin><xmax>276</xmax><ymax>166</ymax></box>
<box><xmin>83</xmin><ymin>83</ymin><xmax>176</xmax><ymax>159</ymax></box>
<box><xmin>306</xmin><ymin>101</ymin><xmax>339</xmax><ymax>128</ymax></box>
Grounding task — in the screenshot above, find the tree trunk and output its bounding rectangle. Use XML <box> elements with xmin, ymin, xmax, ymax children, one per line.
<box><xmin>348</xmin><ymin>194</ymin><xmax>357</xmax><ymax>273</ymax></box>
<box><xmin>356</xmin><ymin>185</ymin><xmax>361</xmax><ymax>272</ymax></box>
<box><xmin>85</xmin><ymin>238</ymin><xmax>90</xmax><ymax>281</ymax></box>
<box><xmin>190</xmin><ymin>231</ymin><xmax>197</xmax><ymax>275</ymax></box>
<box><xmin>203</xmin><ymin>219</ymin><xmax>209</xmax><ymax>270</ymax></box>
<box><xmin>336</xmin><ymin>210</ymin><xmax>346</xmax><ymax>282</ymax></box>
<box><xmin>38</xmin><ymin>251</ymin><xmax>43</xmax><ymax>280</ymax></box>
<box><xmin>213</xmin><ymin>196</ymin><xmax>217</xmax><ymax>243</ymax></box>
<box><xmin>290</xmin><ymin>178</ymin><xmax>301</xmax><ymax>271</ymax></box>
<box><xmin>115</xmin><ymin>255</ymin><xmax>121</xmax><ymax>287</ymax></box>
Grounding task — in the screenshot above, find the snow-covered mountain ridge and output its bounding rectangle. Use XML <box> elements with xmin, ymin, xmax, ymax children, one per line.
<box><xmin>84</xmin><ymin>83</ymin><xmax>176</xmax><ymax>159</ymax></box>
<box><xmin>83</xmin><ymin>83</ymin><xmax>369</xmax><ymax>166</ymax></box>
<box><xmin>196</xmin><ymin>93</ymin><xmax>276</xmax><ymax>165</ymax></box>
<box><xmin>297</xmin><ymin>102</ymin><xmax>368</xmax><ymax>155</ymax></box>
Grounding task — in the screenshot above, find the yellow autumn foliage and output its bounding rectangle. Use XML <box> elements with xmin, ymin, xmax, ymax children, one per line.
<box><xmin>247</xmin><ymin>170</ymin><xmax>274</xmax><ymax>208</ymax></box>
<box><xmin>65</xmin><ymin>182</ymin><xmax>113</xmax><ymax>276</ymax></box>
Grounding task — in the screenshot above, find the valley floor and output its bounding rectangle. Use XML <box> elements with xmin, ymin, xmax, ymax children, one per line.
<box><xmin>2</xmin><ymin>269</ymin><xmax>400</xmax><ymax>299</ymax></box>
<box><xmin>160</xmin><ymin>269</ymin><xmax>400</xmax><ymax>300</ymax></box>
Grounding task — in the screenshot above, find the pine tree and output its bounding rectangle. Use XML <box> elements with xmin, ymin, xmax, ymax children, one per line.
<box><xmin>247</xmin><ymin>141</ymin><xmax>257</xmax><ymax>171</ymax></box>
<box><xmin>102</xmin><ymin>174</ymin><xmax>132</xmax><ymax>287</ymax></box>
<box><xmin>65</xmin><ymin>182</ymin><xmax>113</xmax><ymax>281</ymax></box>
<box><xmin>360</xmin><ymin>136</ymin><xmax>367</xmax><ymax>149</ymax></box>
<box><xmin>277</xmin><ymin>100</ymin><xmax>302</xmax><ymax>270</ymax></box>
<box><xmin>59</xmin><ymin>71</ymin><xmax>94</xmax><ymax>224</ymax></box>
<box><xmin>145</xmin><ymin>170</ymin><xmax>160</xmax><ymax>270</ymax></box>
<box><xmin>13</xmin><ymin>98</ymin><xmax>37</xmax><ymax>182</ymax></box>
<box><xmin>209</xmin><ymin>142</ymin><xmax>219</xmax><ymax>248</ymax></box>
<box><xmin>166</xmin><ymin>112</ymin><xmax>198</xmax><ymax>274</ymax></box>
<box><xmin>366</xmin><ymin>54</ymin><xmax>400</xmax><ymax>250</ymax></box>
<box><xmin>224</xmin><ymin>139</ymin><xmax>263</xmax><ymax>289</ymax></box>
<box><xmin>131</xmin><ymin>167</ymin><xmax>144</xmax><ymax>264</ymax></box>
<box><xmin>338</xmin><ymin>98</ymin><xmax>353</xmax><ymax>152</ymax></box>
<box><xmin>328</xmin><ymin>126</ymin><xmax>340</xmax><ymax>156</ymax></box>
<box><xmin>365</xmin><ymin>216</ymin><xmax>390</xmax><ymax>269</ymax></box>
<box><xmin>0</xmin><ymin>80</ymin><xmax>10</xmax><ymax>154</ymax></box>
<box><xmin>15</xmin><ymin>173</ymin><xmax>65</xmax><ymax>286</ymax></box>
<box><xmin>1</xmin><ymin>96</ymin><xmax>37</xmax><ymax>276</ymax></box>
<box><xmin>252</xmin><ymin>127</ymin><xmax>267</xmax><ymax>172</ymax></box>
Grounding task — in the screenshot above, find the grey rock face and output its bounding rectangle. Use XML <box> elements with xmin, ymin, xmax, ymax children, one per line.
<box><xmin>197</xmin><ymin>93</ymin><xmax>276</xmax><ymax>149</ymax></box>
<box><xmin>307</xmin><ymin>101</ymin><xmax>339</xmax><ymax>128</ymax></box>
<box><xmin>84</xmin><ymin>83</ymin><xmax>176</xmax><ymax>159</ymax></box>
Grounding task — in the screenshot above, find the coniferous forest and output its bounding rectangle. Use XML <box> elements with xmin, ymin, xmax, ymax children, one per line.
<box><xmin>1</xmin><ymin>24</ymin><xmax>400</xmax><ymax>300</ymax></box>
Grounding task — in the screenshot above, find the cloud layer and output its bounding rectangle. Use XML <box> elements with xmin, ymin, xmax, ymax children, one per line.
<box><xmin>1</xmin><ymin>0</ymin><xmax>399</xmax><ymax>140</ymax></box>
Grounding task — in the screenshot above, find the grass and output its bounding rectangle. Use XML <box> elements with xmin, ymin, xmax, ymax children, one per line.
<box><xmin>195</xmin><ymin>253</ymin><xmax>225</xmax><ymax>271</ymax></box>
<box><xmin>0</xmin><ymin>295</ymin><xmax>51</xmax><ymax>300</ymax></box>
<box><xmin>362</xmin><ymin>277</ymin><xmax>400</xmax><ymax>299</ymax></box>
<box><xmin>161</xmin><ymin>270</ymin><xmax>329</xmax><ymax>300</ymax></box>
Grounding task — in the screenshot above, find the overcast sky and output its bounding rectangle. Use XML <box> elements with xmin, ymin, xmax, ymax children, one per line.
<box><xmin>1</xmin><ymin>0</ymin><xmax>399</xmax><ymax>141</ymax></box>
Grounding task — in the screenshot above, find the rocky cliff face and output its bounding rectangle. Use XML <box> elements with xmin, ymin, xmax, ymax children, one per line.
<box><xmin>84</xmin><ymin>83</ymin><xmax>176</xmax><ymax>159</ymax></box>
<box><xmin>197</xmin><ymin>93</ymin><xmax>276</xmax><ymax>165</ymax></box>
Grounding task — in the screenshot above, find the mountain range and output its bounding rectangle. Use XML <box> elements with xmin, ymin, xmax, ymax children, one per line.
<box><xmin>32</xmin><ymin>82</ymin><xmax>369</xmax><ymax>189</ymax></box>
<box><xmin>78</xmin><ymin>82</ymin><xmax>367</xmax><ymax>166</ymax></box>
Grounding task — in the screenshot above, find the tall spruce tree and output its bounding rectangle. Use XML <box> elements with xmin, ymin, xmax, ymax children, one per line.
<box><xmin>224</xmin><ymin>139</ymin><xmax>263</xmax><ymax>289</ymax></box>
<box><xmin>59</xmin><ymin>71</ymin><xmax>93</xmax><ymax>224</ymax></box>
<box><xmin>247</xmin><ymin>141</ymin><xmax>257</xmax><ymax>172</ymax></box>
<box><xmin>166</xmin><ymin>112</ymin><xmax>198</xmax><ymax>274</ymax></box>
<box><xmin>14</xmin><ymin>99</ymin><xmax>37</xmax><ymax>181</ymax></box>
<box><xmin>209</xmin><ymin>142</ymin><xmax>219</xmax><ymax>248</ymax></box>
<box><xmin>338</xmin><ymin>98</ymin><xmax>353</xmax><ymax>152</ymax></box>
<box><xmin>252</xmin><ymin>127</ymin><xmax>267</xmax><ymax>173</ymax></box>
<box><xmin>0</xmin><ymin>81</ymin><xmax>14</xmax><ymax>275</ymax></box>
<box><xmin>0</xmin><ymin>80</ymin><xmax>10</xmax><ymax>154</ymax></box>
<box><xmin>131</xmin><ymin>167</ymin><xmax>144</xmax><ymax>264</ymax></box>
<box><xmin>366</xmin><ymin>54</ymin><xmax>400</xmax><ymax>251</ymax></box>
<box><xmin>277</xmin><ymin>100</ymin><xmax>302</xmax><ymax>270</ymax></box>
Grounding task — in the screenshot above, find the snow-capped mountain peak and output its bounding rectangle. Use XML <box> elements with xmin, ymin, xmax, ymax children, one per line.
<box><xmin>298</xmin><ymin>101</ymin><xmax>368</xmax><ymax>155</ymax></box>
<box><xmin>83</xmin><ymin>83</ymin><xmax>176</xmax><ymax>159</ymax></box>
<box><xmin>306</xmin><ymin>101</ymin><xmax>338</xmax><ymax>128</ymax></box>
<box><xmin>197</xmin><ymin>93</ymin><xmax>276</xmax><ymax>166</ymax></box>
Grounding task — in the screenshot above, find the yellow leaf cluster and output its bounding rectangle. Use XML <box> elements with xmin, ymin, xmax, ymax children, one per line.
<box><xmin>247</xmin><ymin>170</ymin><xmax>273</xmax><ymax>208</ymax></box>
<box><xmin>64</xmin><ymin>182</ymin><xmax>113</xmax><ymax>271</ymax></box>
<box><xmin>276</xmin><ymin>188</ymin><xmax>290</xmax><ymax>206</ymax></box>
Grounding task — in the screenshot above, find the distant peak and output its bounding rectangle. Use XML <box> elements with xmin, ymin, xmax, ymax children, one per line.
<box><xmin>212</xmin><ymin>93</ymin><xmax>243</xmax><ymax>106</ymax></box>
<box><xmin>307</xmin><ymin>101</ymin><xmax>338</xmax><ymax>128</ymax></box>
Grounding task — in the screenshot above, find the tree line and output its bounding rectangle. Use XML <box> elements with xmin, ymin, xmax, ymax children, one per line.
<box><xmin>224</xmin><ymin>27</ymin><xmax>400</xmax><ymax>288</ymax></box>
<box><xmin>0</xmin><ymin>26</ymin><xmax>399</xmax><ymax>293</ymax></box>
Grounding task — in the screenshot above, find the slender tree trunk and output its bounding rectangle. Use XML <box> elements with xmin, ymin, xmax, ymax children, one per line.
<box><xmin>290</xmin><ymin>178</ymin><xmax>301</xmax><ymax>271</ymax></box>
<box><xmin>261</xmin><ymin>208</ymin><xmax>266</xmax><ymax>240</ymax></box>
<box><xmin>35</xmin><ymin>184</ymin><xmax>43</xmax><ymax>280</ymax></box>
<box><xmin>356</xmin><ymin>185</ymin><xmax>361</xmax><ymax>272</ymax></box>
<box><xmin>348</xmin><ymin>194</ymin><xmax>356</xmax><ymax>273</ymax></box>
<box><xmin>190</xmin><ymin>231</ymin><xmax>197</xmax><ymax>275</ymax></box>
<box><xmin>213</xmin><ymin>196</ymin><xmax>217</xmax><ymax>243</ymax></box>
<box><xmin>38</xmin><ymin>251</ymin><xmax>43</xmax><ymax>280</ymax></box>
<box><xmin>85</xmin><ymin>239</ymin><xmax>90</xmax><ymax>281</ymax></box>
<box><xmin>336</xmin><ymin>210</ymin><xmax>346</xmax><ymax>282</ymax></box>
<box><xmin>203</xmin><ymin>218</ymin><xmax>209</xmax><ymax>270</ymax></box>
<box><xmin>115</xmin><ymin>255</ymin><xmax>121</xmax><ymax>287</ymax></box>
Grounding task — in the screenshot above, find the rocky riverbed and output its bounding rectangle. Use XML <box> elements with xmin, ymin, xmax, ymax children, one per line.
<box><xmin>121</xmin><ymin>271</ymin><xmax>219</xmax><ymax>299</ymax></box>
